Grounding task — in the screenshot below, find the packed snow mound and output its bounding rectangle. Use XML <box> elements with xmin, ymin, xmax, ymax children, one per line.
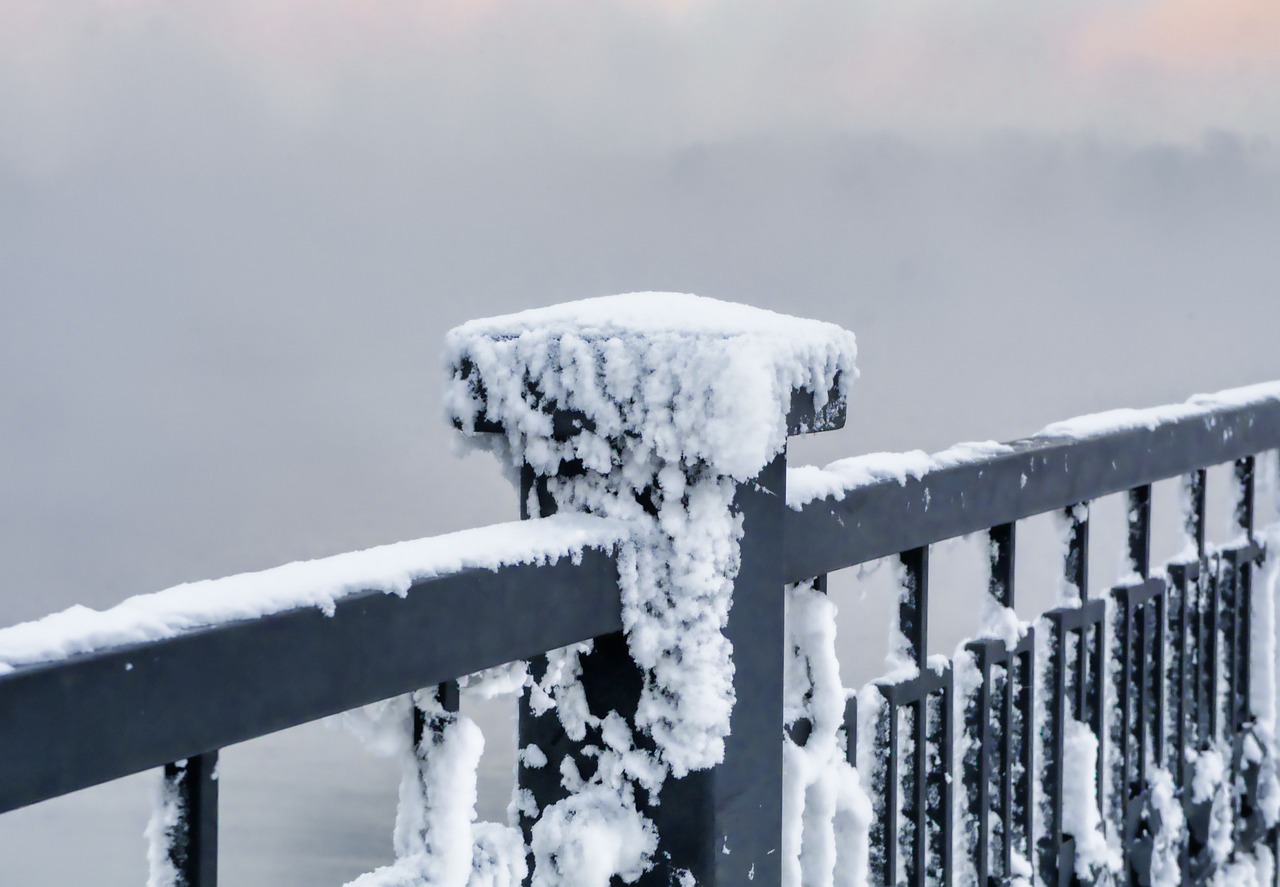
<box><xmin>446</xmin><ymin>292</ymin><xmax>857</xmax><ymax>483</ymax></box>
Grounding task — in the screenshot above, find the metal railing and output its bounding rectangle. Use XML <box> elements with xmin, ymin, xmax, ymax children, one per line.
<box><xmin>2</xmin><ymin>355</ymin><xmax>1278</xmax><ymax>885</ymax></box>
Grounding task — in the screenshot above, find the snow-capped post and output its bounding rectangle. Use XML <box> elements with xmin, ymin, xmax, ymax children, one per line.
<box><xmin>446</xmin><ymin>294</ymin><xmax>855</xmax><ymax>886</ymax></box>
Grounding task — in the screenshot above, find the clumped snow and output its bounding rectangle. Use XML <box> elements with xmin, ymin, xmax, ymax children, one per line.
<box><xmin>782</xmin><ymin>580</ymin><xmax>872</xmax><ymax>887</ymax></box>
<box><xmin>342</xmin><ymin>686</ymin><xmax>528</xmax><ymax>887</ymax></box>
<box><xmin>1059</xmin><ymin>719</ymin><xmax>1119</xmax><ymax>879</ymax></box>
<box><xmin>0</xmin><ymin>514</ymin><xmax>627</xmax><ymax>674</ymax></box>
<box><xmin>144</xmin><ymin>762</ymin><xmax>186</xmax><ymax>887</ymax></box>
<box><xmin>447</xmin><ymin>293</ymin><xmax>857</xmax><ymax>884</ymax></box>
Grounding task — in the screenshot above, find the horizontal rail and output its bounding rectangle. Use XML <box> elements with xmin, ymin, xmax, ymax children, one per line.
<box><xmin>3</xmin><ymin>384</ymin><xmax>1276</xmax><ymax>820</ymax></box>
<box><xmin>784</xmin><ymin>394</ymin><xmax>1280</xmax><ymax>581</ymax></box>
<box><xmin>0</xmin><ymin>550</ymin><xmax>620</xmax><ymax>815</ymax></box>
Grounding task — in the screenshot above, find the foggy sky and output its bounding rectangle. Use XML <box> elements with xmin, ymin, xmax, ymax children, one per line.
<box><xmin>2</xmin><ymin>2</ymin><xmax>1280</xmax><ymax>884</ymax></box>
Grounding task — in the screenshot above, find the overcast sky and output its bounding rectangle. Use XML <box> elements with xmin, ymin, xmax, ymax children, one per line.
<box><xmin>2</xmin><ymin>2</ymin><xmax>1280</xmax><ymax>884</ymax></box>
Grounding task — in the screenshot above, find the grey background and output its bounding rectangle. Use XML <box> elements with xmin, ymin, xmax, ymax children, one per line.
<box><xmin>2</xmin><ymin>2</ymin><xmax>1279</xmax><ymax>883</ymax></box>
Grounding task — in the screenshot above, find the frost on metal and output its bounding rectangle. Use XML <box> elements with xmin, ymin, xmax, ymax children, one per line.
<box><xmin>446</xmin><ymin>292</ymin><xmax>857</xmax><ymax>883</ymax></box>
<box><xmin>782</xmin><ymin>580</ymin><xmax>872</xmax><ymax>887</ymax></box>
<box><xmin>342</xmin><ymin>686</ymin><xmax>528</xmax><ymax>887</ymax></box>
<box><xmin>144</xmin><ymin>761</ymin><xmax>186</xmax><ymax>887</ymax></box>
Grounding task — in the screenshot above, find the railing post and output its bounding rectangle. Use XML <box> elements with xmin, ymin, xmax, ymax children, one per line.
<box><xmin>515</xmin><ymin>438</ymin><xmax>815</xmax><ymax>884</ymax></box>
<box><xmin>446</xmin><ymin>294</ymin><xmax>854</xmax><ymax>887</ymax></box>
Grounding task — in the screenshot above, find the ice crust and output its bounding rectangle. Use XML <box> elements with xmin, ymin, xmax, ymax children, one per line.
<box><xmin>0</xmin><ymin>513</ymin><xmax>626</xmax><ymax>674</ymax></box>
<box><xmin>446</xmin><ymin>293</ymin><xmax>857</xmax><ymax>884</ymax></box>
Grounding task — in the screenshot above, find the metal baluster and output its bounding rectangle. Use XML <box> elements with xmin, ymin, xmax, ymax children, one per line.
<box><xmin>1235</xmin><ymin>457</ymin><xmax>1257</xmax><ymax>729</ymax></box>
<box><xmin>899</xmin><ymin>548</ymin><xmax>929</xmax><ymax>885</ymax></box>
<box><xmin>1129</xmin><ymin>484</ymin><xmax>1153</xmax><ymax>580</ymax></box>
<box><xmin>991</xmin><ymin>522</ymin><xmax>1016</xmax><ymax>880</ymax></box>
<box><xmin>162</xmin><ymin>751</ymin><xmax>219</xmax><ymax>887</ymax></box>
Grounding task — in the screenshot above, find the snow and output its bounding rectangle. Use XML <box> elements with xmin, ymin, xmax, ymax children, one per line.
<box><xmin>447</xmin><ymin>292</ymin><xmax>857</xmax><ymax>883</ymax></box>
<box><xmin>0</xmin><ymin>513</ymin><xmax>627</xmax><ymax>674</ymax></box>
<box><xmin>787</xmin><ymin>379</ymin><xmax>1280</xmax><ymax>512</ymax></box>
<box><xmin>446</xmin><ymin>292</ymin><xmax>856</xmax><ymax>483</ymax></box>
<box><xmin>786</xmin><ymin>442</ymin><xmax>1010</xmax><ymax>510</ymax></box>
<box><xmin>1059</xmin><ymin>719</ymin><xmax>1119</xmax><ymax>879</ymax></box>
<box><xmin>782</xmin><ymin>580</ymin><xmax>872</xmax><ymax>887</ymax></box>
<box><xmin>1039</xmin><ymin>380</ymin><xmax>1280</xmax><ymax>439</ymax></box>
<box><xmin>342</xmin><ymin>686</ymin><xmax>529</xmax><ymax>887</ymax></box>
<box><xmin>144</xmin><ymin>763</ymin><xmax>185</xmax><ymax>887</ymax></box>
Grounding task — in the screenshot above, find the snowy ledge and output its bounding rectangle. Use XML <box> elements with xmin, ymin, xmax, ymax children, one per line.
<box><xmin>447</xmin><ymin>292</ymin><xmax>857</xmax><ymax>482</ymax></box>
<box><xmin>788</xmin><ymin>380</ymin><xmax>1280</xmax><ymax>510</ymax></box>
<box><xmin>0</xmin><ymin>514</ymin><xmax>630</xmax><ymax>675</ymax></box>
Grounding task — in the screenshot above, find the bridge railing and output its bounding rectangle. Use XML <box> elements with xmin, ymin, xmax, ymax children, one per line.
<box><xmin>1</xmin><ymin>297</ymin><xmax>1278</xmax><ymax>887</ymax></box>
<box><xmin>785</xmin><ymin>388</ymin><xmax>1280</xmax><ymax>886</ymax></box>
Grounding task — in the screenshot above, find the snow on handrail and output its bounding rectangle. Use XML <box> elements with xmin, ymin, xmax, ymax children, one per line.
<box><xmin>787</xmin><ymin>379</ymin><xmax>1280</xmax><ymax>511</ymax></box>
<box><xmin>0</xmin><ymin>513</ymin><xmax>630</xmax><ymax>675</ymax></box>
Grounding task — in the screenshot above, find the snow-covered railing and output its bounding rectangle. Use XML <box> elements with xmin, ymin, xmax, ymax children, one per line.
<box><xmin>785</xmin><ymin>384</ymin><xmax>1280</xmax><ymax>887</ymax></box>
<box><xmin>1</xmin><ymin>294</ymin><xmax>1278</xmax><ymax>887</ymax></box>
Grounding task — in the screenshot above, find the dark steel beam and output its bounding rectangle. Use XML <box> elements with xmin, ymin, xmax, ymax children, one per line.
<box><xmin>784</xmin><ymin>397</ymin><xmax>1280</xmax><ymax>581</ymax></box>
<box><xmin>0</xmin><ymin>551</ymin><xmax>620</xmax><ymax>815</ymax></box>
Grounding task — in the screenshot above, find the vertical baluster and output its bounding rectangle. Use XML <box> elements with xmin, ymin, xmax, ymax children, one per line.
<box><xmin>1088</xmin><ymin>618</ymin><xmax>1106</xmax><ymax>815</ymax></box>
<box><xmin>413</xmin><ymin>680</ymin><xmax>461</xmax><ymax>748</ymax></box>
<box><xmin>1065</xmin><ymin>503</ymin><xmax>1090</xmax><ymax>603</ymax></box>
<box><xmin>900</xmin><ymin>547</ymin><xmax>929</xmax><ymax>671</ymax></box>
<box><xmin>990</xmin><ymin>522</ymin><xmax>1016</xmax><ymax>609</ymax></box>
<box><xmin>883</xmin><ymin>702</ymin><xmax>900</xmax><ymax>886</ymax></box>
<box><xmin>1208</xmin><ymin>554</ymin><xmax>1221</xmax><ymax>745</ymax></box>
<box><xmin>1235</xmin><ymin>457</ymin><xmax>1257</xmax><ymax>730</ymax></box>
<box><xmin>1236</xmin><ymin>457</ymin><xmax>1256</xmax><ymax>541</ymax></box>
<box><xmin>1186</xmin><ymin>469</ymin><xmax>1208</xmax><ymax>560</ymax></box>
<box><xmin>990</xmin><ymin>522</ymin><xmax>1017</xmax><ymax>880</ymax></box>
<box><xmin>897</xmin><ymin>547</ymin><xmax>930</xmax><ymax>885</ymax></box>
<box><xmin>930</xmin><ymin>680</ymin><xmax>954</xmax><ymax>887</ymax></box>
<box><xmin>1113</xmin><ymin>589</ymin><xmax>1135</xmax><ymax>830</ymax></box>
<box><xmin>1065</xmin><ymin>504</ymin><xmax>1090</xmax><ymax>719</ymax></box>
<box><xmin>843</xmin><ymin>693</ymin><xmax>858</xmax><ymax>766</ymax></box>
<box><xmin>965</xmin><ymin>647</ymin><xmax>994</xmax><ymax>884</ymax></box>
<box><xmin>1183</xmin><ymin>469</ymin><xmax>1210</xmax><ymax>751</ymax></box>
<box><xmin>1167</xmin><ymin>563</ymin><xmax>1193</xmax><ymax>778</ymax></box>
<box><xmin>161</xmin><ymin>751</ymin><xmax>219</xmax><ymax>887</ymax></box>
<box><xmin>1153</xmin><ymin>585</ymin><xmax>1167</xmax><ymax>772</ymax></box>
<box><xmin>1129</xmin><ymin>485</ymin><xmax>1153</xmax><ymax>580</ymax></box>
<box><xmin>1014</xmin><ymin>638</ymin><xmax>1035</xmax><ymax>876</ymax></box>
<box><xmin>1040</xmin><ymin>616</ymin><xmax>1067</xmax><ymax>887</ymax></box>
<box><xmin>1137</xmin><ymin>597</ymin><xmax>1151</xmax><ymax>787</ymax></box>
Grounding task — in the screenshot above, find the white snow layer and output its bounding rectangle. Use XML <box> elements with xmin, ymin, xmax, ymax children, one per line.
<box><xmin>0</xmin><ymin>513</ymin><xmax>627</xmax><ymax>674</ymax></box>
<box><xmin>1039</xmin><ymin>379</ymin><xmax>1280</xmax><ymax>439</ymax></box>
<box><xmin>787</xmin><ymin>378</ymin><xmax>1280</xmax><ymax>510</ymax></box>
<box><xmin>447</xmin><ymin>292</ymin><xmax>857</xmax><ymax>883</ymax></box>
<box><xmin>786</xmin><ymin>442</ymin><xmax>1010</xmax><ymax>510</ymax></box>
